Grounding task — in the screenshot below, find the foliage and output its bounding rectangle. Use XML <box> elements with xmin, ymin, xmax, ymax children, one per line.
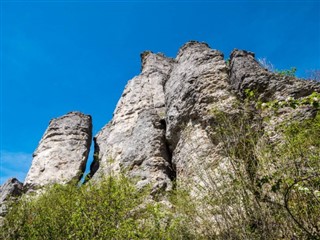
<box><xmin>257</xmin><ymin>92</ymin><xmax>320</xmax><ymax>111</ymax></box>
<box><xmin>275</xmin><ymin>67</ymin><xmax>297</xmax><ymax>77</ymax></box>
<box><xmin>191</xmin><ymin>103</ymin><xmax>320</xmax><ymax>239</ymax></box>
<box><xmin>168</xmin><ymin>97</ymin><xmax>320</xmax><ymax>239</ymax></box>
<box><xmin>1</xmin><ymin>176</ymin><xmax>191</xmax><ymax>240</ymax></box>
<box><xmin>2</xmin><ymin>94</ymin><xmax>320</xmax><ymax>239</ymax></box>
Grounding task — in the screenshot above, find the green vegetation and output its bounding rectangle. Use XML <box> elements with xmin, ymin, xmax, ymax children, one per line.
<box><xmin>258</xmin><ymin>92</ymin><xmax>320</xmax><ymax>111</ymax></box>
<box><xmin>1</xmin><ymin>176</ymin><xmax>191</xmax><ymax>240</ymax></box>
<box><xmin>197</xmin><ymin>97</ymin><xmax>320</xmax><ymax>239</ymax></box>
<box><xmin>275</xmin><ymin>67</ymin><xmax>297</xmax><ymax>77</ymax></box>
<box><xmin>243</xmin><ymin>88</ymin><xmax>320</xmax><ymax>112</ymax></box>
<box><xmin>2</xmin><ymin>93</ymin><xmax>319</xmax><ymax>239</ymax></box>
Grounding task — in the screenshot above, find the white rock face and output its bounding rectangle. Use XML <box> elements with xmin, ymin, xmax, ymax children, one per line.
<box><xmin>92</xmin><ymin>52</ymin><xmax>175</xmax><ymax>191</ymax></box>
<box><xmin>165</xmin><ymin>42</ymin><xmax>237</xmax><ymax>184</ymax></box>
<box><xmin>91</xmin><ymin>41</ymin><xmax>320</xmax><ymax>197</ymax></box>
<box><xmin>24</xmin><ymin>112</ymin><xmax>92</xmax><ymax>188</ymax></box>
<box><xmin>92</xmin><ymin>42</ymin><xmax>239</xmax><ymax>192</ymax></box>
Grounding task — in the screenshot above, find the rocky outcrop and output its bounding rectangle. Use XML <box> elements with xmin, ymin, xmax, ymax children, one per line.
<box><xmin>0</xmin><ymin>178</ymin><xmax>23</xmax><ymax>217</ymax></box>
<box><xmin>3</xmin><ymin>40</ymin><xmax>319</xmax><ymax>200</ymax></box>
<box><xmin>24</xmin><ymin>112</ymin><xmax>92</xmax><ymax>188</ymax></box>
<box><xmin>90</xmin><ymin>41</ymin><xmax>319</xmax><ymax>197</ymax></box>
<box><xmin>230</xmin><ymin>49</ymin><xmax>320</xmax><ymax>143</ymax></box>
<box><xmin>164</xmin><ymin>42</ymin><xmax>237</xmax><ymax>185</ymax></box>
<box><xmin>91</xmin><ymin>52</ymin><xmax>175</xmax><ymax>191</ymax></box>
<box><xmin>2</xmin><ymin>41</ymin><xmax>319</xmax><ymax>238</ymax></box>
<box><xmin>229</xmin><ymin>49</ymin><xmax>320</xmax><ymax>100</ymax></box>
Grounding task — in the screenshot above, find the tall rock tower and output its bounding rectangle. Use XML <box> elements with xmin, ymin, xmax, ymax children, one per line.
<box><xmin>24</xmin><ymin>112</ymin><xmax>92</xmax><ymax>188</ymax></box>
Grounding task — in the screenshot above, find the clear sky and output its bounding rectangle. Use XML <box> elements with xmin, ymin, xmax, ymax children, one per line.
<box><xmin>1</xmin><ymin>0</ymin><xmax>319</xmax><ymax>185</ymax></box>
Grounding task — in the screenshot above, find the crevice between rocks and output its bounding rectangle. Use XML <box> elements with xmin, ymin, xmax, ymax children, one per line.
<box><xmin>82</xmin><ymin>137</ymin><xmax>99</xmax><ymax>184</ymax></box>
<box><xmin>83</xmin><ymin>118</ymin><xmax>176</xmax><ymax>188</ymax></box>
<box><xmin>160</xmin><ymin>119</ymin><xmax>176</xmax><ymax>182</ymax></box>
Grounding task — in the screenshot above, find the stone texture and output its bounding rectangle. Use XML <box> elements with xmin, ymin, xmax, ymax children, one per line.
<box><xmin>0</xmin><ymin>178</ymin><xmax>23</xmax><ymax>217</ymax></box>
<box><xmin>230</xmin><ymin>49</ymin><xmax>320</xmax><ymax>144</ymax></box>
<box><xmin>91</xmin><ymin>52</ymin><xmax>175</xmax><ymax>192</ymax></box>
<box><xmin>24</xmin><ymin>112</ymin><xmax>92</xmax><ymax>188</ymax></box>
<box><xmin>90</xmin><ymin>43</ymin><xmax>319</xmax><ymax>236</ymax></box>
<box><xmin>18</xmin><ymin>41</ymin><xmax>317</xmax><ymax>197</ymax></box>
<box><xmin>164</xmin><ymin>41</ymin><xmax>237</xmax><ymax>183</ymax></box>
<box><xmin>229</xmin><ymin>49</ymin><xmax>320</xmax><ymax>101</ymax></box>
<box><xmin>2</xmin><ymin>41</ymin><xmax>319</xmax><ymax>235</ymax></box>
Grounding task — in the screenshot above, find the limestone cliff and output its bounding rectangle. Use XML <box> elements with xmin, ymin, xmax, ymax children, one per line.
<box><xmin>1</xmin><ymin>40</ymin><xmax>319</xmax><ymax>213</ymax></box>
<box><xmin>90</xmin><ymin>41</ymin><xmax>320</xmax><ymax>193</ymax></box>
<box><xmin>91</xmin><ymin>52</ymin><xmax>175</xmax><ymax>192</ymax></box>
<box><xmin>24</xmin><ymin>112</ymin><xmax>92</xmax><ymax>188</ymax></box>
<box><xmin>1</xmin><ymin>41</ymin><xmax>319</xmax><ymax>238</ymax></box>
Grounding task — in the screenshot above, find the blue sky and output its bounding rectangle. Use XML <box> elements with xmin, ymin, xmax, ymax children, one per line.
<box><xmin>1</xmin><ymin>0</ymin><xmax>319</xmax><ymax>185</ymax></box>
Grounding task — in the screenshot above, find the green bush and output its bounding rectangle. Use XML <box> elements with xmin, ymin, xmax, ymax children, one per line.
<box><xmin>275</xmin><ymin>67</ymin><xmax>297</xmax><ymax>77</ymax></box>
<box><xmin>1</xmin><ymin>176</ymin><xmax>192</xmax><ymax>240</ymax></box>
<box><xmin>2</xmin><ymin>99</ymin><xmax>319</xmax><ymax>239</ymax></box>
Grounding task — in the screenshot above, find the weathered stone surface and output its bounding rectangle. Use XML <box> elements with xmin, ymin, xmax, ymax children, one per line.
<box><xmin>34</xmin><ymin>42</ymin><xmax>316</xmax><ymax>201</ymax></box>
<box><xmin>230</xmin><ymin>49</ymin><xmax>320</xmax><ymax>100</ymax></box>
<box><xmin>91</xmin><ymin>42</ymin><xmax>239</xmax><ymax>193</ymax></box>
<box><xmin>91</xmin><ymin>52</ymin><xmax>174</xmax><ymax>191</ymax></box>
<box><xmin>89</xmin><ymin>42</ymin><xmax>319</xmax><ymax>237</ymax></box>
<box><xmin>3</xmin><ymin>41</ymin><xmax>319</xmax><ymax>236</ymax></box>
<box><xmin>24</xmin><ymin>112</ymin><xmax>92</xmax><ymax>188</ymax></box>
<box><xmin>0</xmin><ymin>178</ymin><xmax>23</xmax><ymax>217</ymax></box>
<box><xmin>164</xmin><ymin>41</ymin><xmax>237</xmax><ymax>182</ymax></box>
<box><xmin>230</xmin><ymin>49</ymin><xmax>320</xmax><ymax>144</ymax></box>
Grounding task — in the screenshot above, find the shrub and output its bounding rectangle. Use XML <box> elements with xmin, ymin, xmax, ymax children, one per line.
<box><xmin>258</xmin><ymin>58</ymin><xmax>275</xmax><ymax>72</ymax></box>
<box><xmin>2</xmin><ymin>100</ymin><xmax>319</xmax><ymax>239</ymax></box>
<box><xmin>275</xmin><ymin>67</ymin><xmax>297</xmax><ymax>77</ymax></box>
<box><xmin>195</xmin><ymin>103</ymin><xmax>320</xmax><ymax>239</ymax></box>
<box><xmin>1</xmin><ymin>175</ymin><xmax>192</xmax><ymax>240</ymax></box>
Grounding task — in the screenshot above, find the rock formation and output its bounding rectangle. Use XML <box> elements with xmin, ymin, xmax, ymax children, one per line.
<box><xmin>91</xmin><ymin>42</ymin><xmax>237</xmax><ymax>192</ymax></box>
<box><xmin>164</xmin><ymin>42</ymin><xmax>237</xmax><ymax>188</ymax></box>
<box><xmin>230</xmin><ymin>49</ymin><xmax>320</xmax><ymax>100</ymax></box>
<box><xmin>1</xmin><ymin>41</ymin><xmax>319</xmax><ymax>238</ymax></box>
<box><xmin>230</xmin><ymin>49</ymin><xmax>320</xmax><ymax>144</ymax></box>
<box><xmin>0</xmin><ymin>178</ymin><xmax>23</xmax><ymax>217</ymax></box>
<box><xmin>24</xmin><ymin>111</ymin><xmax>92</xmax><ymax>188</ymax></box>
<box><xmin>90</xmin><ymin>41</ymin><xmax>320</xmax><ymax>194</ymax></box>
<box><xmin>0</xmin><ymin>178</ymin><xmax>24</xmax><ymax>226</ymax></box>
<box><xmin>91</xmin><ymin>52</ymin><xmax>175</xmax><ymax>192</ymax></box>
<box><xmin>2</xmin><ymin>41</ymin><xmax>318</xmax><ymax>195</ymax></box>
